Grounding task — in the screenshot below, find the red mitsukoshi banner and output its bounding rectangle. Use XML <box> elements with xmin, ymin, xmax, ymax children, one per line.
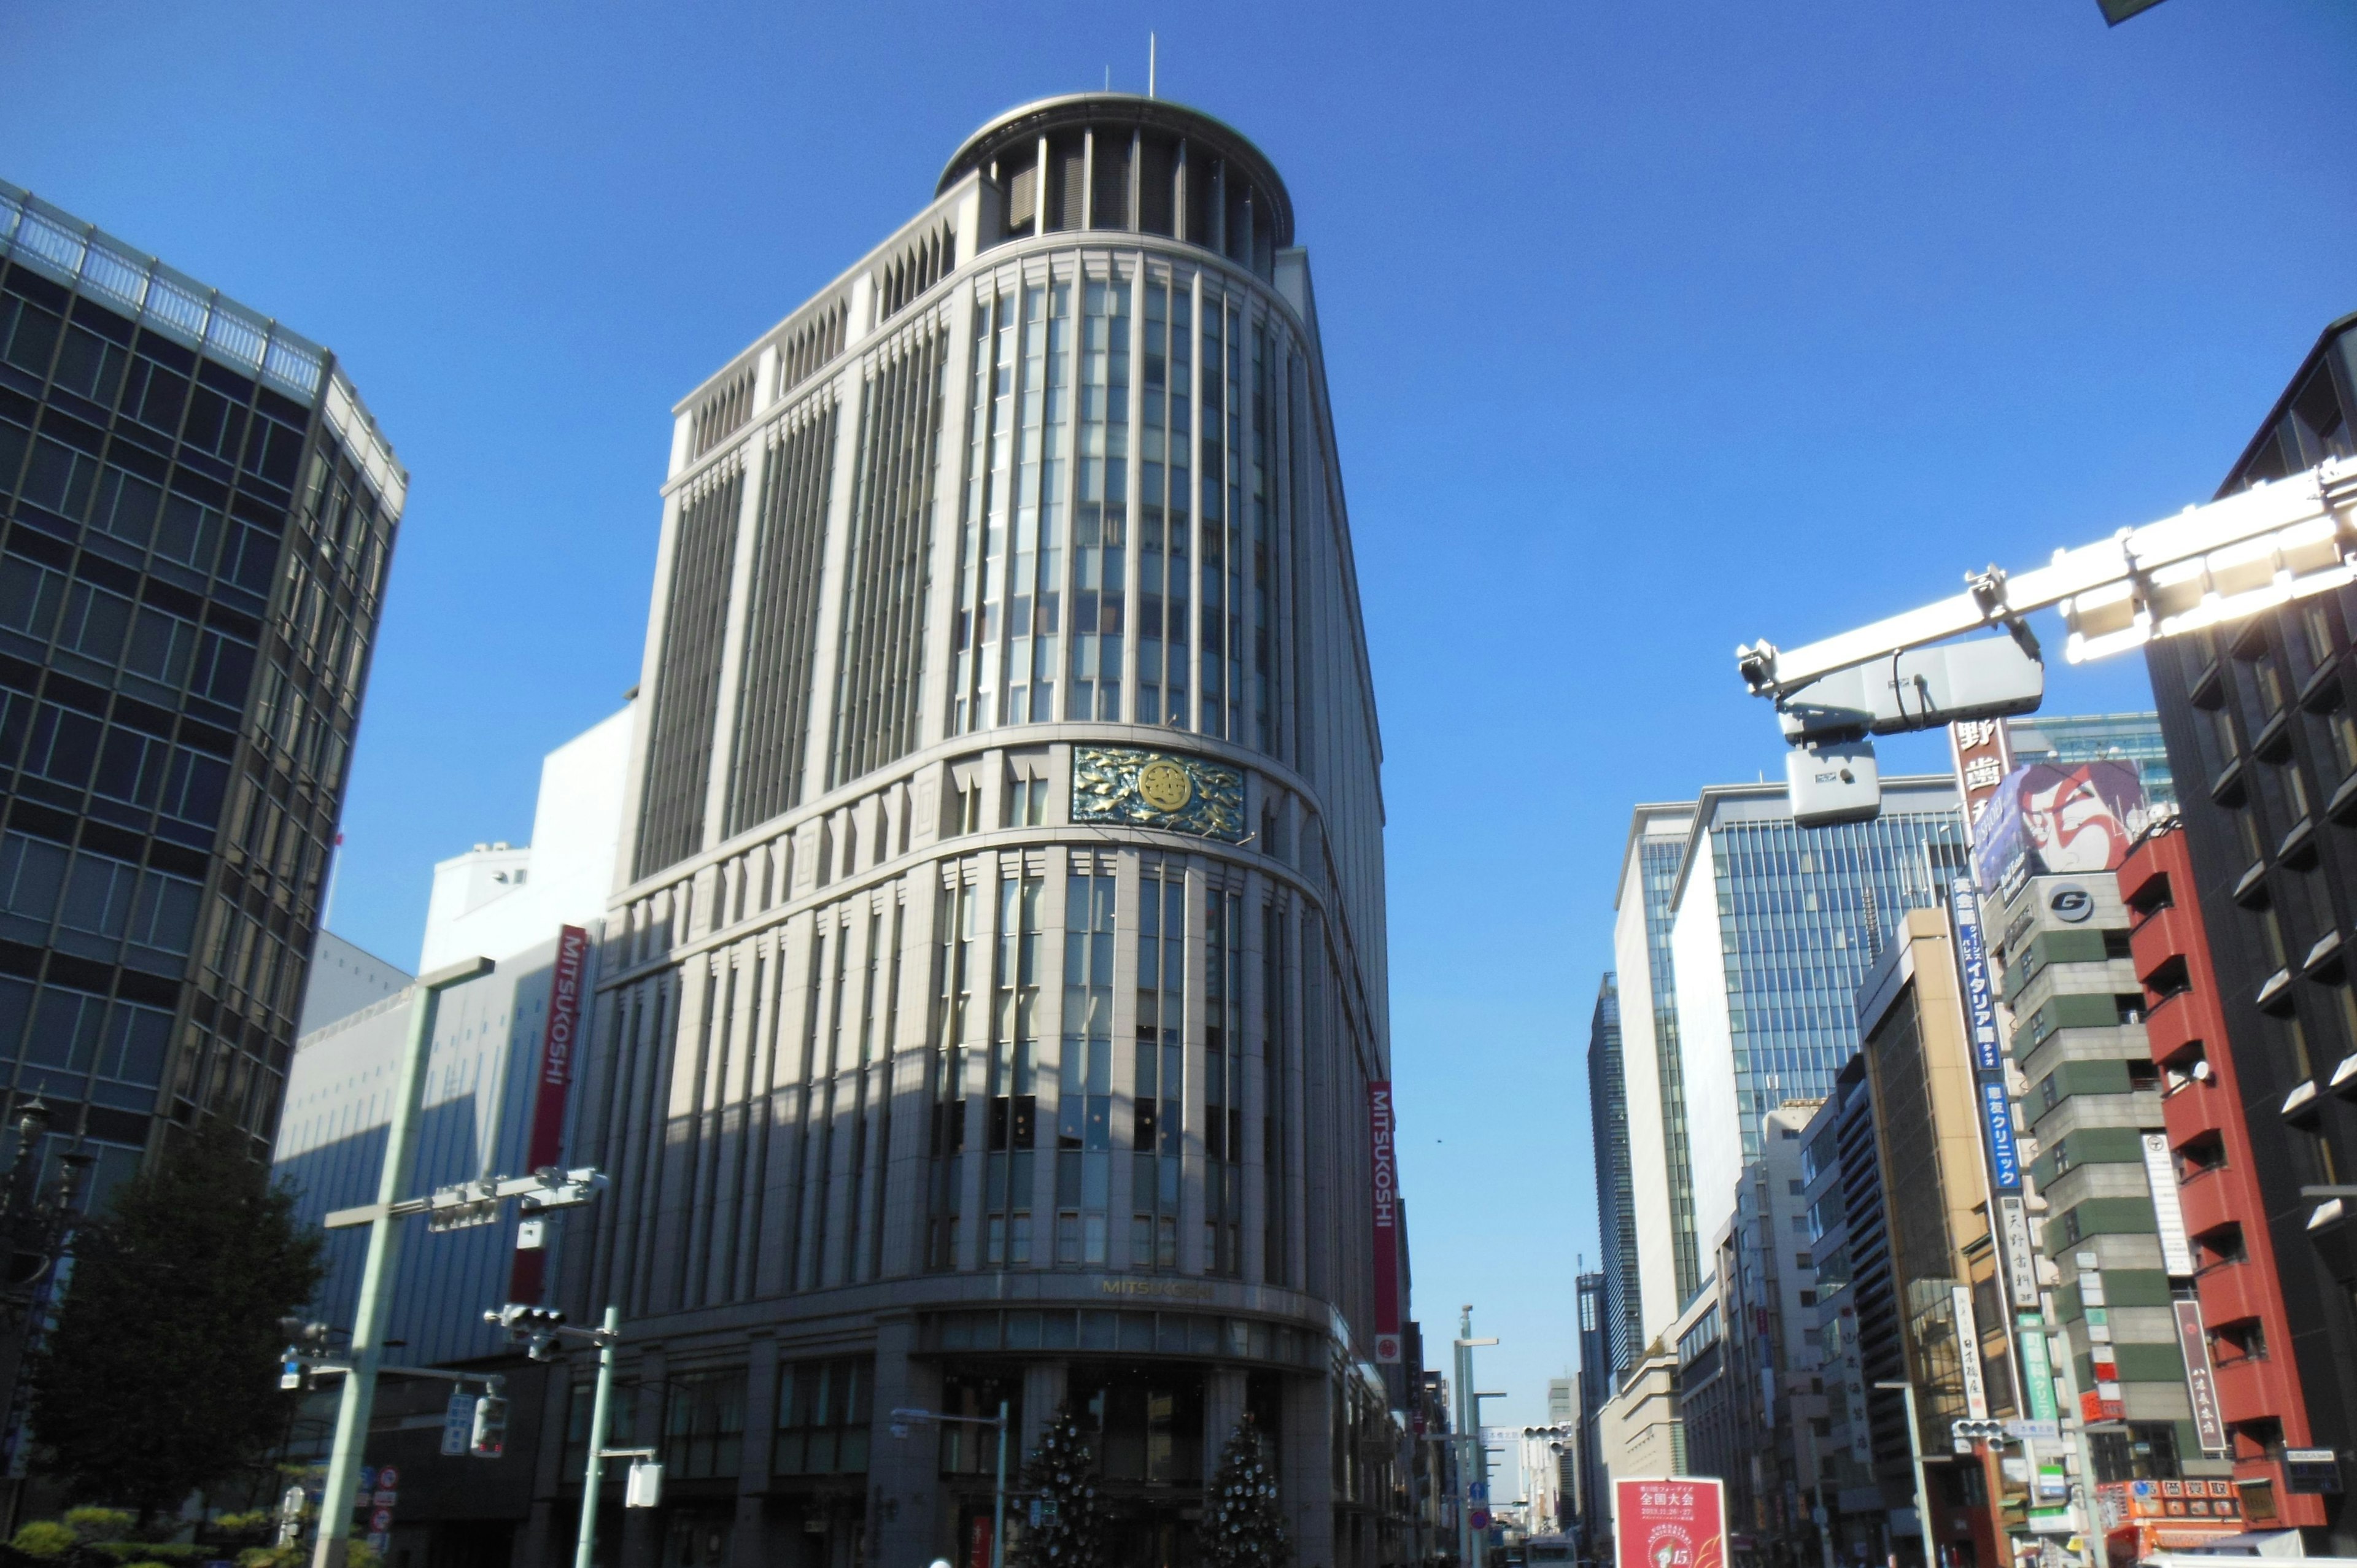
<box><xmin>1368</xmin><ymin>1080</ymin><xmax>1400</xmax><ymax>1364</ymax></box>
<box><xmin>1615</xmin><ymin>1478</ymin><xmax>1725</xmax><ymax>1568</ymax></box>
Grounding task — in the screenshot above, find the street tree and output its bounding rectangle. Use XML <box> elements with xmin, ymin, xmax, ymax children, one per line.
<box><xmin>27</xmin><ymin>1121</ymin><xmax>322</xmax><ymax>1526</ymax></box>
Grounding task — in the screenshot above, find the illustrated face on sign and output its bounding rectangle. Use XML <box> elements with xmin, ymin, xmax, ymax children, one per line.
<box><xmin>2021</xmin><ymin>763</ymin><xmax>2136</xmax><ymax>873</ymax></box>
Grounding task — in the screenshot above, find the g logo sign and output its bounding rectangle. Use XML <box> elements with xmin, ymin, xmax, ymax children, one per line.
<box><xmin>2048</xmin><ymin>883</ymin><xmax>2094</xmax><ymax>923</ymax></box>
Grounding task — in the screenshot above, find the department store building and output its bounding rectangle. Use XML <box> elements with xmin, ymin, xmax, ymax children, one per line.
<box><xmin>522</xmin><ymin>94</ymin><xmax>1409</xmax><ymax>1568</ymax></box>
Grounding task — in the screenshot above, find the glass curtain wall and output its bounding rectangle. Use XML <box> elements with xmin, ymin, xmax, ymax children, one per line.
<box><xmin>986</xmin><ymin>873</ymin><xmax>1042</xmax><ymax>1265</ymax></box>
<box><xmin>1205</xmin><ymin>887</ymin><xmax>1243</xmax><ymax>1273</ymax></box>
<box><xmin>927</xmin><ymin>879</ymin><xmax>977</xmax><ymax>1270</ymax></box>
<box><xmin>1060</xmin><ymin>868</ymin><xmax>1116</xmax><ymax>1265</ymax></box>
<box><xmin>1068</xmin><ymin>271</ymin><xmax>1128</xmax><ymax>720</ymax></box>
<box><xmin>1139</xmin><ymin>277</ymin><xmax>1191</xmax><ymax>728</ymax></box>
<box><xmin>1132</xmin><ymin>865</ymin><xmax>1183</xmax><ymax>1269</ymax></box>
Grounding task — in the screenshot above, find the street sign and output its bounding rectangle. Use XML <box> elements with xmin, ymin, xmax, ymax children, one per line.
<box><xmin>442</xmin><ymin>1394</ymin><xmax>475</xmax><ymax>1457</ymax></box>
<box><xmin>371</xmin><ymin>1491</ymin><xmax>396</xmax><ymax>1508</ymax></box>
<box><xmin>370</xmin><ymin>1510</ymin><xmax>392</xmax><ymax>1533</ymax></box>
<box><xmin>377</xmin><ymin>1467</ymin><xmax>398</xmax><ymax>1488</ymax></box>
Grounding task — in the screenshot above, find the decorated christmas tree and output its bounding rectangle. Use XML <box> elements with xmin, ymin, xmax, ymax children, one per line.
<box><xmin>1010</xmin><ymin>1402</ymin><xmax>1108</xmax><ymax>1568</ymax></box>
<box><xmin>1204</xmin><ymin>1413</ymin><xmax>1290</xmax><ymax>1568</ymax></box>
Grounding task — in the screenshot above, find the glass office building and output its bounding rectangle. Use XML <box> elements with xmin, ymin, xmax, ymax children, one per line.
<box><xmin>1665</xmin><ymin>777</ymin><xmax>1968</xmax><ymax>1257</ymax></box>
<box><xmin>2007</xmin><ymin>711</ymin><xmax>2175</xmax><ymax>808</ymax></box>
<box><xmin>0</xmin><ymin>180</ymin><xmax>402</xmax><ymax>1181</ymax></box>
<box><xmin>1586</xmin><ymin>974</ymin><xmax>1641</xmax><ymax>1381</ymax></box>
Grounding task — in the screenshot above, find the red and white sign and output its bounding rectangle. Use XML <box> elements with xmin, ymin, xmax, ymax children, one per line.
<box><xmin>1616</xmin><ymin>1477</ymin><xmax>1725</xmax><ymax>1568</ymax></box>
<box><xmin>1368</xmin><ymin>1081</ymin><xmax>1401</xmax><ymax>1363</ymax></box>
<box><xmin>507</xmin><ymin>925</ymin><xmax>589</xmax><ymax>1303</ymax></box>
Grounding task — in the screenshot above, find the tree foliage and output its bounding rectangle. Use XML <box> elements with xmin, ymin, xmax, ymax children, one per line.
<box><xmin>28</xmin><ymin>1121</ymin><xmax>322</xmax><ymax>1524</ymax></box>
<box><xmin>1008</xmin><ymin>1402</ymin><xmax>1108</xmax><ymax>1568</ymax></box>
<box><xmin>1204</xmin><ymin>1413</ymin><xmax>1288</xmax><ymax>1568</ymax></box>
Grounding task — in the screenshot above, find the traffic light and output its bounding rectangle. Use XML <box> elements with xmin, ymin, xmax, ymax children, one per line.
<box><xmin>485</xmin><ymin>1303</ymin><xmax>567</xmax><ymax>1361</ymax></box>
<box><xmin>1951</xmin><ymin>1418</ymin><xmax>2007</xmax><ymax>1442</ymax></box>
<box><xmin>469</xmin><ymin>1394</ymin><xmax>509</xmax><ymax>1458</ymax></box>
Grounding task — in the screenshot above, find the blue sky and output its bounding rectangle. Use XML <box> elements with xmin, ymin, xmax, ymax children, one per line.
<box><xmin>7</xmin><ymin>0</ymin><xmax>2355</xmax><ymax>1428</ymax></box>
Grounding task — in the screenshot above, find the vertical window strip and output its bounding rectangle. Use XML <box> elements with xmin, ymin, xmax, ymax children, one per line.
<box><xmin>842</xmin><ymin>908</ymin><xmax>882</xmax><ymax>1283</ymax></box>
<box><xmin>808</xmin><ymin>914</ymin><xmax>851</xmax><ymax>1288</ymax></box>
<box><xmin>728</xmin><ymin>401</ymin><xmax>838</xmax><ymax>833</ymax></box>
<box><xmin>1198</xmin><ymin>292</ymin><xmax>1229</xmax><ymax>738</ymax></box>
<box><xmin>829</xmin><ymin>324</ymin><xmax>944</xmax><ymax>788</ymax></box>
<box><xmin>869</xmin><ymin>898</ymin><xmax>904</xmax><ymax>1280</ymax></box>
<box><xmin>1263</xmin><ymin>900</ymin><xmax>1289</xmax><ymax>1284</ymax></box>
<box><xmin>984</xmin><ymin>872</ymin><xmax>1042</xmax><ymax>1266</ymax></box>
<box><xmin>1062</xmin><ymin>868</ymin><xmax>1117</xmax><ymax>1267</ymax></box>
<box><xmin>1067</xmin><ymin>268</ymin><xmax>1129</xmax><ymax>721</ymax></box>
<box><xmin>1137</xmin><ymin>275</ymin><xmax>1194</xmax><ymax>728</ymax></box>
<box><xmin>994</xmin><ymin>278</ymin><xmax>1070</xmax><ymax>728</ymax></box>
<box><xmin>783</xmin><ymin>923</ymin><xmax>827</xmax><ymax>1289</ymax></box>
<box><xmin>1129</xmin><ymin>865</ymin><xmax>1182</xmax><ymax>1269</ymax></box>
<box><xmin>1204</xmin><ymin>886</ymin><xmax>1244</xmax><ymax>1272</ymax></box>
<box><xmin>926</xmin><ymin>879</ymin><xmax>973</xmax><ymax>1270</ymax></box>
<box><xmin>635</xmin><ymin>471</ymin><xmax>742</xmax><ymax>879</ymax></box>
<box><xmin>950</xmin><ymin>284</ymin><xmax>1011</xmax><ymax>734</ymax></box>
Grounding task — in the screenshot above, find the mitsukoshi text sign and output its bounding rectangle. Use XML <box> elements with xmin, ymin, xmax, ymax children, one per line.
<box><xmin>508</xmin><ymin>924</ymin><xmax>589</xmax><ymax>1302</ymax></box>
<box><xmin>1368</xmin><ymin>1081</ymin><xmax>1401</xmax><ymax>1363</ymax></box>
<box><xmin>1615</xmin><ymin>1478</ymin><xmax>1725</xmax><ymax>1568</ymax></box>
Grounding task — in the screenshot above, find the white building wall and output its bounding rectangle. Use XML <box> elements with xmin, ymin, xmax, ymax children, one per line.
<box><xmin>1612</xmin><ymin>804</ymin><xmax>1689</xmax><ymax>1358</ymax></box>
<box><xmin>294</xmin><ymin>930</ymin><xmax>411</xmax><ymax>1037</ymax></box>
<box><xmin>1670</xmin><ymin>829</ymin><xmax>1742</xmax><ymax>1262</ymax></box>
<box><xmin>274</xmin><ymin>709</ymin><xmax>634</xmax><ymax>1364</ymax></box>
<box><xmin>419</xmin><ymin>706</ymin><xmax>634</xmax><ymax>972</ymax></box>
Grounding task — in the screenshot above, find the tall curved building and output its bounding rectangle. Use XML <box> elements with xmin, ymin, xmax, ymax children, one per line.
<box><xmin>549</xmin><ymin>95</ymin><xmax>1405</xmax><ymax>1568</ymax></box>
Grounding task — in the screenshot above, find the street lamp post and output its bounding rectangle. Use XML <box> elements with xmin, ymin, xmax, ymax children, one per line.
<box><xmin>1873</xmin><ymin>1381</ymin><xmax>1934</xmax><ymax>1568</ymax></box>
<box><xmin>892</xmin><ymin>1403</ymin><xmax>1008</xmax><ymax>1568</ymax></box>
<box><xmin>1455</xmin><ymin>1306</ymin><xmax>1501</xmax><ymax>1568</ymax></box>
<box><xmin>311</xmin><ymin>956</ymin><xmax>493</xmax><ymax>1568</ymax></box>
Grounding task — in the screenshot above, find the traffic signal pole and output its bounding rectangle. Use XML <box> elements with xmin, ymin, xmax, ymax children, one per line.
<box><xmin>312</xmin><ymin>956</ymin><xmax>492</xmax><ymax>1568</ymax></box>
<box><xmin>572</xmin><ymin>1305</ymin><xmax>619</xmax><ymax>1568</ymax></box>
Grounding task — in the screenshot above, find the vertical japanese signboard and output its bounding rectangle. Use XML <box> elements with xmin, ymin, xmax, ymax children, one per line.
<box><xmin>1368</xmin><ymin>1081</ymin><xmax>1401</xmax><ymax>1363</ymax></box>
<box><xmin>1981</xmin><ymin>1082</ymin><xmax>2022</xmax><ymax>1192</ymax></box>
<box><xmin>2174</xmin><ymin>1300</ymin><xmax>2229</xmax><ymax>1456</ymax></box>
<box><xmin>1953</xmin><ymin>1286</ymin><xmax>1989</xmax><ymax>1419</ymax></box>
<box><xmin>1615</xmin><ymin>1478</ymin><xmax>1725</xmax><ymax>1568</ymax></box>
<box><xmin>1950</xmin><ymin>880</ymin><xmax>2003</xmax><ymax>1073</ymax></box>
<box><xmin>1948</xmin><ymin>719</ymin><xmax>2017</xmax><ymax>838</ymax></box>
<box><xmin>508</xmin><ymin>925</ymin><xmax>589</xmax><ymax>1303</ymax></box>
<box><xmin>2016</xmin><ymin>1313</ymin><xmax>2059</xmax><ymax>1423</ymax></box>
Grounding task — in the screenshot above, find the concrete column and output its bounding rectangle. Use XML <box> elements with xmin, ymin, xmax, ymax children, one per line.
<box><xmin>620</xmin><ymin>1344</ymin><xmax>667</xmax><ymax>1568</ymax></box>
<box><xmin>1204</xmin><ymin>1366</ymin><xmax>1248</xmax><ymax>1481</ymax></box>
<box><xmin>866</xmin><ymin>1316</ymin><xmax>944</xmax><ymax>1568</ymax></box>
<box><xmin>730</xmin><ymin>1333</ymin><xmax>778</xmax><ymax>1568</ymax></box>
<box><xmin>1021</xmin><ymin>1360</ymin><xmax>1068</xmax><ymax>1456</ymax></box>
<box><xmin>1282</xmin><ymin>1369</ymin><xmax>1335</xmax><ymax>1568</ymax></box>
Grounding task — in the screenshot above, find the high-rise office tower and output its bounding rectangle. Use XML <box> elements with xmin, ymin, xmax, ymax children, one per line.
<box><xmin>549</xmin><ymin>95</ymin><xmax>1400</xmax><ymax>1568</ymax></box>
<box><xmin>1587</xmin><ymin>973</ymin><xmax>1641</xmax><ymax>1381</ymax></box>
<box><xmin>2135</xmin><ymin>311</ymin><xmax>2357</xmax><ymax>1551</ymax></box>
<box><xmin>1612</xmin><ymin>782</ymin><xmax>1966</xmax><ymax>1356</ymax></box>
<box><xmin>0</xmin><ymin>181</ymin><xmax>401</xmax><ymax>1181</ymax></box>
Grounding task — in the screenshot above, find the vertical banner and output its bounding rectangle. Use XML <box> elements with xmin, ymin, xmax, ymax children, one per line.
<box><xmin>1615</xmin><ymin>1478</ymin><xmax>1726</xmax><ymax>1568</ymax></box>
<box><xmin>2000</xmin><ymin>1197</ymin><xmax>2039</xmax><ymax>1308</ymax></box>
<box><xmin>2142</xmin><ymin>1133</ymin><xmax>2197</xmax><ymax>1277</ymax></box>
<box><xmin>2173</xmin><ymin>1300</ymin><xmax>2229</xmax><ymax>1456</ymax></box>
<box><xmin>1948</xmin><ymin>719</ymin><xmax>2017</xmax><ymax>839</ymax></box>
<box><xmin>1949</xmin><ymin>880</ymin><xmax>2004</xmax><ymax>1074</ymax></box>
<box><xmin>2016</xmin><ymin>1313</ymin><xmax>2059</xmax><ymax>1423</ymax></box>
<box><xmin>1953</xmin><ymin>1285</ymin><xmax>1989</xmax><ymax>1419</ymax></box>
<box><xmin>1981</xmin><ymin>1083</ymin><xmax>2022</xmax><ymax>1192</ymax></box>
<box><xmin>507</xmin><ymin>925</ymin><xmax>589</xmax><ymax>1303</ymax></box>
<box><xmin>1368</xmin><ymin>1081</ymin><xmax>1401</xmax><ymax>1362</ymax></box>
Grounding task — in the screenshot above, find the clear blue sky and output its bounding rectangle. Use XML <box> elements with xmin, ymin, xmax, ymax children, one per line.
<box><xmin>8</xmin><ymin>0</ymin><xmax>2354</xmax><ymax>1427</ymax></box>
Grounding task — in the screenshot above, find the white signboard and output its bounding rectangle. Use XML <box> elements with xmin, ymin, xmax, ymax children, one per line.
<box><xmin>1953</xmin><ymin>1284</ymin><xmax>1989</xmax><ymax>1419</ymax></box>
<box><xmin>2143</xmin><ymin>1133</ymin><xmax>2197</xmax><ymax>1276</ymax></box>
<box><xmin>2000</xmin><ymin>1196</ymin><xmax>2039</xmax><ymax>1308</ymax></box>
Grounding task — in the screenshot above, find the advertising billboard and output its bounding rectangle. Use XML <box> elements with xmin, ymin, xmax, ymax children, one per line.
<box><xmin>1615</xmin><ymin>1478</ymin><xmax>1725</xmax><ymax>1568</ymax></box>
<box><xmin>1970</xmin><ymin>760</ymin><xmax>2147</xmax><ymax>897</ymax></box>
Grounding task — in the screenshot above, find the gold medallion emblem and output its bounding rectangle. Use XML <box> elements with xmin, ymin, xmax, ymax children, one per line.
<box><xmin>1136</xmin><ymin>759</ymin><xmax>1193</xmax><ymax>814</ymax></box>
